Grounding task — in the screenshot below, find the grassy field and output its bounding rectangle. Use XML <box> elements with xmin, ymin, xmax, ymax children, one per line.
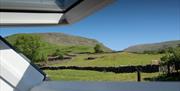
<box><xmin>45</xmin><ymin>52</ymin><xmax>163</xmax><ymax>81</ymax></box>
<box><xmin>45</xmin><ymin>69</ymin><xmax>159</xmax><ymax>81</ymax></box>
<box><xmin>50</xmin><ymin>52</ymin><xmax>163</xmax><ymax>67</ymax></box>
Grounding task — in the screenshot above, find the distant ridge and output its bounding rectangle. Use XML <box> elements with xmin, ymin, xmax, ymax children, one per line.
<box><xmin>123</xmin><ymin>40</ymin><xmax>180</xmax><ymax>53</ymax></box>
<box><xmin>5</xmin><ymin>33</ymin><xmax>112</xmax><ymax>53</ymax></box>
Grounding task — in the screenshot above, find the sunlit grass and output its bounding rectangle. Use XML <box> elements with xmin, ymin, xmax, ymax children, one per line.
<box><xmin>51</xmin><ymin>52</ymin><xmax>163</xmax><ymax>67</ymax></box>
<box><xmin>45</xmin><ymin>69</ymin><xmax>159</xmax><ymax>82</ymax></box>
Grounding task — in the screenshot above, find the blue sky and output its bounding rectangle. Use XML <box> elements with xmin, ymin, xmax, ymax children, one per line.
<box><xmin>0</xmin><ymin>0</ymin><xmax>180</xmax><ymax>51</ymax></box>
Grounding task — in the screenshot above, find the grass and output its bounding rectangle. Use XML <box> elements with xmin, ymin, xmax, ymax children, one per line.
<box><xmin>45</xmin><ymin>52</ymin><xmax>162</xmax><ymax>81</ymax></box>
<box><xmin>51</xmin><ymin>52</ymin><xmax>163</xmax><ymax>67</ymax></box>
<box><xmin>44</xmin><ymin>69</ymin><xmax>159</xmax><ymax>81</ymax></box>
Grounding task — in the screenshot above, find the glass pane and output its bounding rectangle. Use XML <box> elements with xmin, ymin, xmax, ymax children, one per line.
<box><xmin>0</xmin><ymin>0</ymin><xmax>79</xmax><ymax>12</ymax></box>
<box><xmin>60</xmin><ymin>0</ymin><xmax>79</xmax><ymax>9</ymax></box>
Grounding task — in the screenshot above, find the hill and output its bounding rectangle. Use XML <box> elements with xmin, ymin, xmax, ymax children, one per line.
<box><xmin>123</xmin><ymin>40</ymin><xmax>180</xmax><ymax>53</ymax></box>
<box><xmin>5</xmin><ymin>33</ymin><xmax>112</xmax><ymax>53</ymax></box>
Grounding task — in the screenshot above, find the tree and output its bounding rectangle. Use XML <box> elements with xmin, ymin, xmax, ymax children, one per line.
<box><xmin>94</xmin><ymin>44</ymin><xmax>103</xmax><ymax>53</ymax></box>
<box><xmin>172</xmin><ymin>48</ymin><xmax>180</xmax><ymax>72</ymax></box>
<box><xmin>160</xmin><ymin>54</ymin><xmax>171</xmax><ymax>75</ymax></box>
<box><xmin>160</xmin><ymin>48</ymin><xmax>180</xmax><ymax>74</ymax></box>
<box><xmin>14</xmin><ymin>35</ymin><xmax>42</xmax><ymax>62</ymax></box>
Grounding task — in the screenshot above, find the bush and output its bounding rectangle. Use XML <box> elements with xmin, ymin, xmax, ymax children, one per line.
<box><xmin>53</xmin><ymin>49</ymin><xmax>64</xmax><ymax>59</ymax></box>
<box><xmin>33</xmin><ymin>50</ymin><xmax>48</xmax><ymax>63</ymax></box>
<box><xmin>94</xmin><ymin>44</ymin><xmax>103</xmax><ymax>53</ymax></box>
<box><xmin>14</xmin><ymin>35</ymin><xmax>43</xmax><ymax>62</ymax></box>
<box><xmin>160</xmin><ymin>47</ymin><xmax>180</xmax><ymax>74</ymax></box>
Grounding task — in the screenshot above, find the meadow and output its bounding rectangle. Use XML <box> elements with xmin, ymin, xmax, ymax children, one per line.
<box><xmin>50</xmin><ymin>52</ymin><xmax>163</xmax><ymax>67</ymax></box>
<box><xmin>43</xmin><ymin>52</ymin><xmax>163</xmax><ymax>81</ymax></box>
<box><xmin>45</xmin><ymin>69</ymin><xmax>159</xmax><ymax>81</ymax></box>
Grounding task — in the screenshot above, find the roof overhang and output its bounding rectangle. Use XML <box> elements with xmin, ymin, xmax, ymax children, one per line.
<box><xmin>0</xmin><ymin>0</ymin><xmax>114</xmax><ymax>26</ymax></box>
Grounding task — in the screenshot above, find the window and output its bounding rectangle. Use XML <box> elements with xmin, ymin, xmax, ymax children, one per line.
<box><xmin>0</xmin><ymin>0</ymin><xmax>80</xmax><ymax>12</ymax></box>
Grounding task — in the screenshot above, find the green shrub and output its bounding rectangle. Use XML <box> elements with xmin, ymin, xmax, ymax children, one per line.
<box><xmin>33</xmin><ymin>50</ymin><xmax>48</xmax><ymax>62</ymax></box>
<box><xmin>14</xmin><ymin>35</ymin><xmax>43</xmax><ymax>62</ymax></box>
<box><xmin>94</xmin><ymin>44</ymin><xmax>103</xmax><ymax>53</ymax></box>
<box><xmin>53</xmin><ymin>49</ymin><xmax>64</xmax><ymax>59</ymax></box>
<box><xmin>160</xmin><ymin>47</ymin><xmax>180</xmax><ymax>74</ymax></box>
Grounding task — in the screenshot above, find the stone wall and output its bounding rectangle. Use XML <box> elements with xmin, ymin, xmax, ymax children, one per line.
<box><xmin>41</xmin><ymin>65</ymin><xmax>159</xmax><ymax>73</ymax></box>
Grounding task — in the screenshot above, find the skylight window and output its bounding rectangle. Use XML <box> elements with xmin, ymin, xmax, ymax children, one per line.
<box><xmin>0</xmin><ymin>0</ymin><xmax>80</xmax><ymax>12</ymax></box>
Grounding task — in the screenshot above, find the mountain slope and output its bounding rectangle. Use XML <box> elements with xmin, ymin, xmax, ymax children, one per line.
<box><xmin>5</xmin><ymin>33</ymin><xmax>112</xmax><ymax>53</ymax></box>
<box><xmin>123</xmin><ymin>40</ymin><xmax>180</xmax><ymax>53</ymax></box>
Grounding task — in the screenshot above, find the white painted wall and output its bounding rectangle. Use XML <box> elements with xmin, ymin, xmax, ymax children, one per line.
<box><xmin>0</xmin><ymin>78</ymin><xmax>15</xmax><ymax>91</ymax></box>
<box><xmin>0</xmin><ymin>39</ymin><xmax>45</xmax><ymax>91</ymax></box>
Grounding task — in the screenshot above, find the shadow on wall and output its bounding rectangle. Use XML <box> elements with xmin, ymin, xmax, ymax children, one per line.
<box><xmin>0</xmin><ymin>66</ymin><xmax>43</xmax><ymax>91</ymax></box>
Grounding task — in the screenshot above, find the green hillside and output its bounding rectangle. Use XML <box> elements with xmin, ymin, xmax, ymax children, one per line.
<box><xmin>5</xmin><ymin>33</ymin><xmax>178</xmax><ymax>81</ymax></box>
<box><xmin>5</xmin><ymin>33</ymin><xmax>112</xmax><ymax>54</ymax></box>
<box><xmin>124</xmin><ymin>40</ymin><xmax>180</xmax><ymax>53</ymax></box>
